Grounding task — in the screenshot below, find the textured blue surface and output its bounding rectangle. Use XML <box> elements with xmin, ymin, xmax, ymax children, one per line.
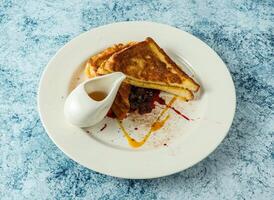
<box><xmin>0</xmin><ymin>0</ymin><xmax>273</xmax><ymax>199</ymax></box>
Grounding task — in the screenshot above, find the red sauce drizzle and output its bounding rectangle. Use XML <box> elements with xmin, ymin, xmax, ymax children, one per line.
<box><xmin>169</xmin><ymin>106</ymin><xmax>190</xmax><ymax>121</ymax></box>
<box><xmin>152</xmin><ymin>90</ymin><xmax>166</xmax><ymax>106</ymax></box>
<box><xmin>100</xmin><ymin>123</ymin><xmax>107</xmax><ymax>131</ymax></box>
<box><xmin>153</xmin><ymin>92</ymin><xmax>190</xmax><ymax>121</ymax></box>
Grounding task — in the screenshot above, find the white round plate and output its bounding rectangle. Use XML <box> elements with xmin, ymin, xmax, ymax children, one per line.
<box><xmin>38</xmin><ymin>21</ymin><xmax>236</xmax><ymax>179</ymax></box>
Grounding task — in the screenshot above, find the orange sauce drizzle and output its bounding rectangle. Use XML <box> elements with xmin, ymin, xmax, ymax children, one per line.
<box><xmin>151</xmin><ymin>115</ymin><xmax>170</xmax><ymax>132</ymax></box>
<box><xmin>118</xmin><ymin>97</ymin><xmax>177</xmax><ymax>148</ymax></box>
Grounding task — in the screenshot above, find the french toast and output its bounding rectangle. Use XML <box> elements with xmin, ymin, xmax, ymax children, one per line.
<box><xmin>85</xmin><ymin>37</ymin><xmax>200</xmax><ymax>119</ymax></box>
<box><xmin>98</xmin><ymin>37</ymin><xmax>199</xmax><ymax>100</ymax></box>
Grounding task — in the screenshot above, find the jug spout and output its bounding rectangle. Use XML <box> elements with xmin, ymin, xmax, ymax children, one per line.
<box><xmin>64</xmin><ymin>72</ymin><xmax>126</xmax><ymax>127</ymax></box>
<box><xmin>106</xmin><ymin>71</ymin><xmax>126</xmax><ymax>84</ymax></box>
<box><xmin>104</xmin><ymin>72</ymin><xmax>127</xmax><ymax>98</ymax></box>
<box><xmin>84</xmin><ymin>72</ymin><xmax>126</xmax><ymax>96</ymax></box>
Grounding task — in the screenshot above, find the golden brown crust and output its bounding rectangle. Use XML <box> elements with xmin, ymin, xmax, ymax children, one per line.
<box><xmin>85</xmin><ymin>42</ymin><xmax>137</xmax><ymax>78</ymax></box>
<box><xmin>103</xmin><ymin>38</ymin><xmax>200</xmax><ymax>94</ymax></box>
<box><xmin>145</xmin><ymin>37</ymin><xmax>200</xmax><ymax>92</ymax></box>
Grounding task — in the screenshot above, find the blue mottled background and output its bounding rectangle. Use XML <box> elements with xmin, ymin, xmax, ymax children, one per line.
<box><xmin>0</xmin><ymin>0</ymin><xmax>273</xmax><ymax>199</ymax></box>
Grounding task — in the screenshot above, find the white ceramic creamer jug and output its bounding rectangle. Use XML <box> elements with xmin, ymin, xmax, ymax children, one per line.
<box><xmin>64</xmin><ymin>72</ymin><xmax>126</xmax><ymax>127</ymax></box>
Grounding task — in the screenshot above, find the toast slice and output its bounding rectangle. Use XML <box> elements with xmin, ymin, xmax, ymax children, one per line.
<box><xmin>85</xmin><ymin>43</ymin><xmax>133</xmax><ymax>119</ymax></box>
<box><xmin>99</xmin><ymin>37</ymin><xmax>199</xmax><ymax>100</ymax></box>
<box><xmin>85</xmin><ymin>42</ymin><xmax>136</xmax><ymax>78</ymax></box>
